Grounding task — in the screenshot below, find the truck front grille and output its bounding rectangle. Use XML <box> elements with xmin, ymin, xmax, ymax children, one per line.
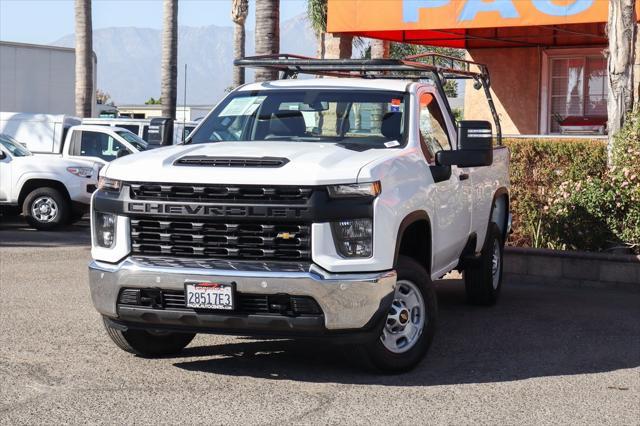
<box><xmin>130</xmin><ymin>218</ymin><xmax>311</xmax><ymax>261</ymax></box>
<box><xmin>129</xmin><ymin>183</ymin><xmax>314</xmax><ymax>204</ymax></box>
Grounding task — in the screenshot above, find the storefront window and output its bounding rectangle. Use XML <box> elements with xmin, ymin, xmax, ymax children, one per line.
<box><xmin>549</xmin><ymin>55</ymin><xmax>607</xmax><ymax>133</ymax></box>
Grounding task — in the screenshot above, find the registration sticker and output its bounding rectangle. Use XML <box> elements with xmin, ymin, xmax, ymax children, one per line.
<box><xmin>389</xmin><ymin>98</ymin><xmax>402</xmax><ymax>112</ymax></box>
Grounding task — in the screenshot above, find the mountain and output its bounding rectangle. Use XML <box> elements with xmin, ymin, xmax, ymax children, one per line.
<box><xmin>53</xmin><ymin>14</ymin><xmax>317</xmax><ymax>105</ymax></box>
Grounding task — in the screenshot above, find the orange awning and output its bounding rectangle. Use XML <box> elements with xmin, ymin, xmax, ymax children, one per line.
<box><xmin>327</xmin><ymin>0</ymin><xmax>636</xmax><ymax>48</ymax></box>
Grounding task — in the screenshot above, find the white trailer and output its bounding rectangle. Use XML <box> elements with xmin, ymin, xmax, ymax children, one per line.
<box><xmin>0</xmin><ymin>41</ymin><xmax>97</xmax><ymax>117</ymax></box>
<box><xmin>0</xmin><ymin>112</ymin><xmax>81</xmax><ymax>153</ymax></box>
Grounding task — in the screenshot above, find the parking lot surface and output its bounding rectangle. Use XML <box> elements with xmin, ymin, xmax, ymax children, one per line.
<box><xmin>1</xmin><ymin>218</ymin><xmax>639</xmax><ymax>425</ymax></box>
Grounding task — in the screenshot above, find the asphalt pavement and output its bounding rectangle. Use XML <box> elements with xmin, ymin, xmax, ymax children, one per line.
<box><xmin>1</xmin><ymin>216</ymin><xmax>639</xmax><ymax>425</ymax></box>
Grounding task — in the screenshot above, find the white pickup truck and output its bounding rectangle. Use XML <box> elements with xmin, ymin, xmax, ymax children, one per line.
<box><xmin>0</xmin><ymin>113</ymin><xmax>151</xmax><ymax>164</ymax></box>
<box><xmin>88</xmin><ymin>55</ymin><xmax>510</xmax><ymax>372</ymax></box>
<box><xmin>0</xmin><ymin>133</ymin><xmax>100</xmax><ymax>229</ymax></box>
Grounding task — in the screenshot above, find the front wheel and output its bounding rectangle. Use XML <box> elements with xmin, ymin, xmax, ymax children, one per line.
<box><xmin>357</xmin><ymin>256</ymin><xmax>438</xmax><ymax>373</ymax></box>
<box><xmin>22</xmin><ymin>187</ymin><xmax>69</xmax><ymax>230</ymax></box>
<box><xmin>103</xmin><ymin>317</ymin><xmax>195</xmax><ymax>357</ymax></box>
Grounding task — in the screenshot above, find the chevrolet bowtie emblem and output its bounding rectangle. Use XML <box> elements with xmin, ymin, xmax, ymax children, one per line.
<box><xmin>276</xmin><ymin>232</ymin><xmax>296</xmax><ymax>240</ymax></box>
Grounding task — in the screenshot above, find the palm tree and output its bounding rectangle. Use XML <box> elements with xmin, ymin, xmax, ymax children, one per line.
<box><xmin>231</xmin><ymin>0</ymin><xmax>249</xmax><ymax>87</ymax></box>
<box><xmin>307</xmin><ymin>0</ymin><xmax>327</xmax><ymax>58</ymax></box>
<box><xmin>161</xmin><ymin>0</ymin><xmax>178</xmax><ymax>120</ymax></box>
<box><xmin>74</xmin><ymin>0</ymin><xmax>93</xmax><ymax>118</ymax></box>
<box><xmin>307</xmin><ymin>0</ymin><xmax>352</xmax><ymax>59</ymax></box>
<box><xmin>255</xmin><ymin>0</ymin><xmax>280</xmax><ymax>81</ymax></box>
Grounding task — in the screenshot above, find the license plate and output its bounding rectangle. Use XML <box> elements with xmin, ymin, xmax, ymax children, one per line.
<box><xmin>185</xmin><ymin>281</ymin><xmax>234</xmax><ymax>310</ymax></box>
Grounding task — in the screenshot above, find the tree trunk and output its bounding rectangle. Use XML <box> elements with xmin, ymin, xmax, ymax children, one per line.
<box><xmin>634</xmin><ymin>23</ymin><xmax>640</xmax><ymax>109</ymax></box>
<box><xmin>324</xmin><ymin>33</ymin><xmax>352</xmax><ymax>59</ymax></box>
<box><xmin>231</xmin><ymin>0</ymin><xmax>248</xmax><ymax>87</ymax></box>
<box><xmin>607</xmin><ymin>0</ymin><xmax>636</xmax><ymax>162</ymax></box>
<box><xmin>370</xmin><ymin>39</ymin><xmax>390</xmax><ymax>59</ymax></box>
<box><xmin>161</xmin><ymin>0</ymin><xmax>178</xmax><ymax>120</ymax></box>
<box><xmin>74</xmin><ymin>0</ymin><xmax>93</xmax><ymax>118</ymax></box>
<box><xmin>233</xmin><ymin>22</ymin><xmax>246</xmax><ymax>86</ymax></box>
<box><xmin>255</xmin><ymin>0</ymin><xmax>280</xmax><ymax>81</ymax></box>
<box><xmin>316</xmin><ymin>32</ymin><xmax>326</xmax><ymax>59</ymax></box>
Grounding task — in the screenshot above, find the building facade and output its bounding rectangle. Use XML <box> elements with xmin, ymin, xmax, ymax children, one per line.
<box><xmin>327</xmin><ymin>0</ymin><xmax>635</xmax><ymax>135</ymax></box>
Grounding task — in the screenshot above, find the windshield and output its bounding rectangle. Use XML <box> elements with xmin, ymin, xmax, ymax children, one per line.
<box><xmin>115</xmin><ymin>130</ymin><xmax>150</xmax><ymax>151</ymax></box>
<box><xmin>0</xmin><ymin>134</ymin><xmax>32</xmax><ymax>157</ymax></box>
<box><xmin>190</xmin><ymin>90</ymin><xmax>407</xmax><ymax>148</ymax></box>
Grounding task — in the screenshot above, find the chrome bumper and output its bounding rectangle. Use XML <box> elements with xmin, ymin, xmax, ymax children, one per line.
<box><xmin>88</xmin><ymin>257</ymin><xmax>396</xmax><ymax>330</ymax></box>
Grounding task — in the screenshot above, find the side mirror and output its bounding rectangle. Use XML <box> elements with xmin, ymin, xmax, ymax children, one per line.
<box><xmin>0</xmin><ymin>151</ymin><xmax>6</xmax><ymax>160</ymax></box>
<box><xmin>436</xmin><ymin>120</ymin><xmax>493</xmax><ymax>167</ymax></box>
<box><xmin>116</xmin><ymin>149</ymin><xmax>131</xmax><ymax>158</ymax></box>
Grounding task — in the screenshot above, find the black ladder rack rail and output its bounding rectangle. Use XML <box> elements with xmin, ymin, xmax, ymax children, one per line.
<box><xmin>234</xmin><ymin>53</ymin><xmax>503</xmax><ymax>145</ymax></box>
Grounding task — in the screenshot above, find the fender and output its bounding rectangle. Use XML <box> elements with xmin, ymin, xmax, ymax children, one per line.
<box><xmin>16</xmin><ymin>171</ymin><xmax>70</xmax><ymax>201</ymax></box>
<box><xmin>393</xmin><ymin>210</ymin><xmax>432</xmax><ymax>274</ymax></box>
<box><xmin>488</xmin><ymin>187</ymin><xmax>510</xmax><ymax>243</ymax></box>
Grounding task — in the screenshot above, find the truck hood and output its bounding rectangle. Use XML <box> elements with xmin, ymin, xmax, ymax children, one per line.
<box><xmin>103</xmin><ymin>142</ymin><xmax>397</xmax><ymax>185</ymax></box>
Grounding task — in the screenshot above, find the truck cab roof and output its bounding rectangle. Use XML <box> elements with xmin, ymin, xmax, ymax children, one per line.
<box><xmin>239</xmin><ymin>78</ymin><xmax>429</xmax><ymax>93</ymax></box>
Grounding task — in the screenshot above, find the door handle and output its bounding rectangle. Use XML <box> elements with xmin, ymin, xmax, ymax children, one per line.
<box><xmin>459</xmin><ymin>173</ymin><xmax>470</xmax><ymax>181</ymax></box>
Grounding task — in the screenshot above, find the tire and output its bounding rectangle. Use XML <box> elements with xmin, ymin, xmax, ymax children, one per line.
<box><xmin>22</xmin><ymin>187</ymin><xmax>69</xmax><ymax>230</ymax></box>
<box><xmin>464</xmin><ymin>222</ymin><xmax>504</xmax><ymax>306</ymax></box>
<box><xmin>102</xmin><ymin>317</ymin><xmax>195</xmax><ymax>357</ymax></box>
<box><xmin>357</xmin><ymin>256</ymin><xmax>438</xmax><ymax>373</ymax></box>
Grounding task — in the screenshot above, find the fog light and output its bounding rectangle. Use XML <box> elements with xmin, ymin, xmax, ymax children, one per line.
<box><xmin>95</xmin><ymin>212</ymin><xmax>116</xmax><ymax>248</ymax></box>
<box><xmin>331</xmin><ymin>218</ymin><xmax>373</xmax><ymax>258</ymax></box>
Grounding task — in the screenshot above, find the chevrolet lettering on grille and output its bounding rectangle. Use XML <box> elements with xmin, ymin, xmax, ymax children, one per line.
<box><xmin>126</xmin><ymin>202</ymin><xmax>308</xmax><ymax>219</ymax></box>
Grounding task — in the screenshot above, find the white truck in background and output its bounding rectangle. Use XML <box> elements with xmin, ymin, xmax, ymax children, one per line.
<box><xmin>0</xmin><ymin>133</ymin><xmax>99</xmax><ymax>229</ymax></box>
<box><xmin>0</xmin><ymin>112</ymin><xmax>153</xmax><ymax>164</ymax></box>
<box><xmin>88</xmin><ymin>54</ymin><xmax>511</xmax><ymax>373</ymax></box>
<box><xmin>82</xmin><ymin>118</ymin><xmax>198</xmax><ymax>145</ymax></box>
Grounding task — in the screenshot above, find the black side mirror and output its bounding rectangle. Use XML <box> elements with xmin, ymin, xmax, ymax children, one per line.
<box><xmin>116</xmin><ymin>149</ymin><xmax>131</xmax><ymax>158</ymax></box>
<box><xmin>0</xmin><ymin>151</ymin><xmax>6</xmax><ymax>160</ymax></box>
<box><xmin>436</xmin><ymin>120</ymin><xmax>493</xmax><ymax>167</ymax></box>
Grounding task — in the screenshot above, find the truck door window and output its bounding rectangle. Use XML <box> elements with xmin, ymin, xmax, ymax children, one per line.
<box><xmin>79</xmin><ymin>131</ymin><xmax>129</xmax><ymax>161</ymax></box>
<box><xmin>419</xmin><ymin>93</ymin><xmax>451</xmax><ymax>163</ymax></box>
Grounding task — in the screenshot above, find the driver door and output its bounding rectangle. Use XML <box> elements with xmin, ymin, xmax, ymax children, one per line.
<box><xmin>418</xmin><ymin>90</ymin><xmax>473</xmax><ymax>274</ymax></box>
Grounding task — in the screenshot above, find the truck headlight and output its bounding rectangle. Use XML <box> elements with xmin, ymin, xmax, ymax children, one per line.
<box><xmin>327</xmin><ymin>182</ymin><xmax>381</xmax><ymax>198</ymax></box>
<box><xmin>98</xmin><ymin>177</ymin><xmax>122</xmax><ymax>192</ymax></box>
<box><xmin>95</xmin><ymin>212</ymin><xmax>117</xmax><ymax>248</ymax></box>
<box><xmin>331</xmin><ymin>218</ymin><xmax>373</xmax><ymax>258</ymax></box>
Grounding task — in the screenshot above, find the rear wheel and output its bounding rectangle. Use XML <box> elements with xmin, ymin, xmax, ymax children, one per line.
<box><xmin>357</xmin><ymin>256</ymin><xmax>437</xmax><ymax>373</ymax></box>
<box><xmin>22</xmin><ymin>187</ymin><xmax>69</xmax><ymax>230</ymax></box>
<box><xmin>103</xmin><ymin>317</ymin><xmax>195</xmax><ymax>357</ymax></box>
<box><xmin>464</xmin><ymin>222</ymin><xmax>504</xmax><ymax>306</ymax></box>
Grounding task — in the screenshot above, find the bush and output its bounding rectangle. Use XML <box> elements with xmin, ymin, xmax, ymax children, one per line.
<box><xmin>505</xmin><ymin>113</ymin><xmax>640</xmax><ymax>254</ymax></box>
<box><xmin>504</xmin><ymin>137</ymin><xmax>607</xmax><ymax>249</ymax></box>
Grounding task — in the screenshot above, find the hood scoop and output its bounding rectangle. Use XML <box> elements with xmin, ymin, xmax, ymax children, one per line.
<box><xmin>174</xmin><ymin>156</ymin><xmax>289</xmax><ymax>168</ymax></box>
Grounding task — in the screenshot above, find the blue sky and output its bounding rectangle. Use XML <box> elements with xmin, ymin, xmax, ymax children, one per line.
<box><xmin>0</xmin><ymin>0</ymin><xmax>307</xmax><ymax>44</ymax></box>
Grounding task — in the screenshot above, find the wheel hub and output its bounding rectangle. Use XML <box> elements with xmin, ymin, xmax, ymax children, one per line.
<box><xmin>380</xmin><ymin>280</ymin><xmax>426</xmax><ymax>354</ymax></box>
<box><xmin>31</xmin><ymin>196</ymin><xmax>58</xmax><ymax>223</ymax></box>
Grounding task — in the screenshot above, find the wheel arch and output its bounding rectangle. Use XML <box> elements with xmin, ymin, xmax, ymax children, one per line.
<box><xmin>490</xmin><ymin>187</ymin><xmax>510</xmax><ymax>243</ymax></box>
<box><xmin>18</xmin><ymin>179</ymin><xmax>71</xmax><ymax>207</ymax></box>
<box><xmin>393</xmin><ymin>211</ymin><xmax>432</xmax><ymax>276</ymax></box>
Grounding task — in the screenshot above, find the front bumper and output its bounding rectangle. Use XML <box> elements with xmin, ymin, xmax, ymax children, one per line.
<box><xmin>89</xmin><ymin>257</ymin><xmax>396</xmax><ymax>334</ymax></box>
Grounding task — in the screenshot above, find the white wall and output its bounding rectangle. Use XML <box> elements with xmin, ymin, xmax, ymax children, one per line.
<box><xmin>0</xmin><ymin>42</ymin><xmax>97</xmax><ymax>116</ymax></box>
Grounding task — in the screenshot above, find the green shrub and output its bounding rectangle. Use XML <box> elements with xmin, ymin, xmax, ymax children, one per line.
<box><xmin>505</xmin><ymin>112</ymin><xmax>640</xmax><ymax>254</ymax></box>
<box><xmin>504</xmin><ymin>137</ymin><xmax>607</xmax><ymax>248</ymax></box>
